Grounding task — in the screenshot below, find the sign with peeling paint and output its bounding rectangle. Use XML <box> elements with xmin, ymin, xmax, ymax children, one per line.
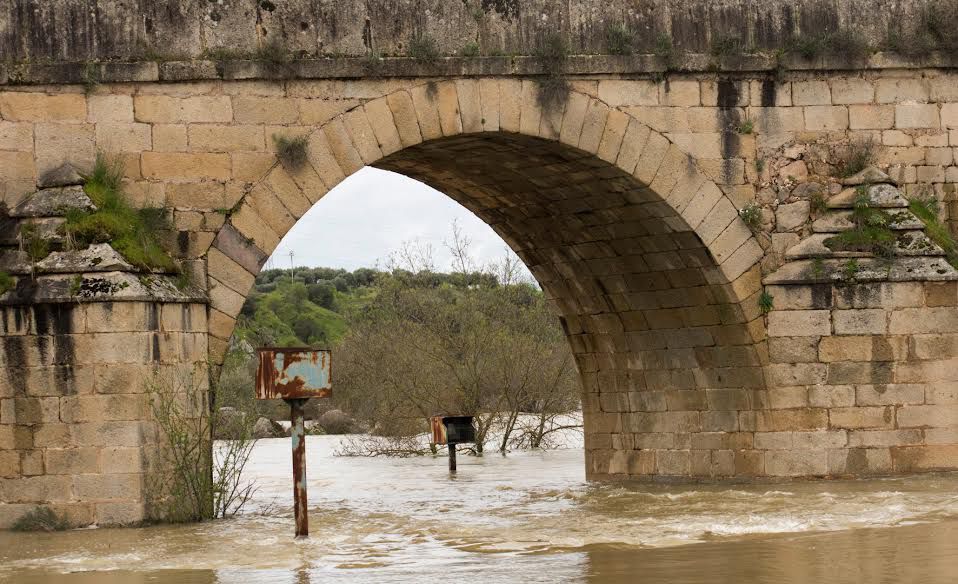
<box><xmin>255</xmin><ymin>348</ymin><xmax>332</xmax><ymax>400</ymax></box>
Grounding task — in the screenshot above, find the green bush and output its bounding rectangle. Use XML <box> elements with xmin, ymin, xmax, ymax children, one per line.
<box><xmin>146</xmin><ymin>366</ymin><xmax>257</xmax><ymax>523</ymax></box>
<box><xmin>64</xmin><ymin>154</ymin><xmax>177</xmax><ymax>273</ymax></box>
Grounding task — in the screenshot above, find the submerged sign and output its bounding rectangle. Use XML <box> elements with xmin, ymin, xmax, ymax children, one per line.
<box><xmin>255</xmin><ymin>348</ymin><xmax>332</xmax><ymax>400</ymax></box>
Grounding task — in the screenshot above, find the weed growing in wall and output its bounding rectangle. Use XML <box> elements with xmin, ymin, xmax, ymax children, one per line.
<box><xmin>606</xmin><ymin>23</ymin><xmax>634</xmax><ymax>55</ymax></box>
<box><xmin>460</xmin><ymin>41</ymin><xmax>481</xmax><ymax>57</ymax></box>
<box><xmin>739</xmin><ymin>203</ymin><xmax>762</xmax><ymax>231</ymax></box>
<box><xmin>909</xmin><ymin>191</ymin><xmax>958</xmax><ymax>269</ymax></box>
<box><xmin>824</xmin><ymin>187</ymin><xmax>898</xmax><ymax>258</ymax></box>
<box><xmin>536</xmin><ymin>33</ymin><xmax>570</xmax><ymax>110</ymax></box>
<box><xmin>273</xmin><ymin>134</ymin><xmax>310</xmax><ymax>171</ymax></box>
<box><xmin>833</xmin><ymin>137</ymin><xmax>878</xmax><ymax>178</ymax></box>
<box><xmin>408</xmin><ymin>34</ymin><xmax>441</xmax><ymax>63</ymax></box>
<box><xmin>758</xmin><ymin>290</ymin><xmax>774</xmax><ymax>314</ymax></box>
<box><xmin>63</xmin><ymin>153</ymin><xmax>177</xmax><ymax>273</ymax></box>
<box><xmin>19</xmin><ymin>222</ymin><xmax>50</xmax><ymax>263</ymax></box>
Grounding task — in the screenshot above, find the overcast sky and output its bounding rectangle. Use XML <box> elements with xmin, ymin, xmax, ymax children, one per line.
<box><xmin>266</xmin><ymin>167</ymin><xmax>530</xmax><ymax>277</ymax></box>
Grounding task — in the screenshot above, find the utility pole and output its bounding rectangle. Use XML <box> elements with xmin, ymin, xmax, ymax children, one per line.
<box><xmin>289</xmin><ymin>250</ymin><xmax>295</xmax><ymax>284</ymax></box>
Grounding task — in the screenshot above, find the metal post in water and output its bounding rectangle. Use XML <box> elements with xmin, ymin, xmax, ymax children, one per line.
<box><xmin>286</xmin><ymin>397</ymin><xmax>309</xmax><ymax>538</ymax></box>
<box><xmin>448</xmin><ymin>442</ymin><xmax>457</xmax><ymax>473</ymax></box>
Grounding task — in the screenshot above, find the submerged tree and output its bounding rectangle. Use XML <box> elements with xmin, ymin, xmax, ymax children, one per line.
<box><xmin>334</xmin><ymin>239</ymin><xmax>581</xmax><ymax>455</ymax></box>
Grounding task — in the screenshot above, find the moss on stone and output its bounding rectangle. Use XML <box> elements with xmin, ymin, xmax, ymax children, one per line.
<box><xmin>0</xmin><ymin>271</ymin><xmax>13</xmax><ymax>295</ymax></box>
<box><xmin>64</xmin><ymin>153</ymin><xmax>178</xmax><ymax>273</ymax></box>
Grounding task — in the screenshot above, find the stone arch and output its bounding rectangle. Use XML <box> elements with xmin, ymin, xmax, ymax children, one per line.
<box><xmin>204</xmin><ymin>80</ymin><xmax>768</xmax><ymax>480</ymax></box>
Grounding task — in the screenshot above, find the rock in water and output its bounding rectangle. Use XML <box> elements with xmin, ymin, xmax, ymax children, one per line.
<box><xmin>252</xmin><ymin>417</ymin><xmax>286</xmax><ymax>439</ymax></box>
<box><xmin>318</xmin><ymin>409</ymin><xmax>356</xmax><ymax>434</ymax></box>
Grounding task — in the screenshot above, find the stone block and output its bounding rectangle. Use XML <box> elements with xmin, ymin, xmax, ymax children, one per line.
<box><xmin>134</xmin><ymin>96</ymin><xmax>232</xmax><ymax>123</ymax></box>
<box><xmin>306</xmin><ymin>129</ymin><xmax>347</xmax><ymax>190</ymax></box>
<box><xmin>849</xmin><ymin>105</ymin><xmax>894</xmax><ymax>130</ymax></box>
<box><xmin>734</xmin><ymin>449</ymin><xmax>764</xmax><ymax>475</ymax></box>
<box><xmin>830</xmin><ymin>406</ymin><xmax>894</xmax><ymax>429</ymax></box>
<box><xmin>655</xmin><ymin>449</ymin><xmax>691</xmax><ymax>475</ymax></box>
<box><xmin>893</xmin><ymin>445</ymin><xmax>958</xmax><ymax>472</ymax></box>
<box><xmin>595</xmin><ymin>109</ymin><xmax>629</xmax><ymax>164</ymax></box>
<box><xmin>35</xmin><ymin>123</ymin><xmax>95</xmax><ymax>175</ymax></box>
<box><xmin>768</xmin><ymin>310</ymin><xmax>831</xmax><ymax>337</ymax></box>
<box><xmin>856</xmin><ymin>384</ymin><xmax>924</xmax><ymax>406</ymax></box>
<box><xmin>44</xmin><ymin>447</ymin><xmax>100</xmax><ymax>474</ymax></box>
<box><xmin>765</xmin><ymin>449</ymin><xmax>828</xmax><ymax>476</ymax></box>
<box><xmin>578</xmin><ymin>99</ymin><xmax>610</xmax><ymax>154</ymax></box>
<box><xmin>598</xmin><ymin>80</ymin><xmax>659</xmax><ymax>106</ymax></box>
<box><xmin>876</xmin><ymin>78</ymin><xmax>929</xmax><ymax>103</ymax></box>
<box><xmin>0</xmin><ymin>121</ymin><xmax>33</xmax><ymax>151</ymax></box>
<box><xmin>830</xmin><ymin>78</ymin><xmax>874</xmax><ymax>104</ymax></box>
<box><xmin>889</xmin><ymin>308</ymin><xmax>958</xmax><ymax>334</ymax></box>
<box><xmin>897</xmin><ymin>405</ymin><xmax>958</xmax><ymax>428</ymax></box>
<box><xmin>231</xmin><ymin>97</ymin><xmax>298</xmax><ymax>124</ymax></box>
<box><xmin>0</xmin><ymin>92</ymin><xmax>86</xmax><ymax>121</ymax></box>
<box><xmin>0</xmin><ymin>475</ymin><xmax>74</xmax><ymax>503</ymax></box>
<box><xmin>659</xmin><ymin>81</ymin><xmax>699</xmax><ymax>106</ymax></box>
<box><xmin>616</xmin><ymin>119</ymin><xmax>652</xmax><ymax>175</ymax></box>
<box><xmin>74</xmin><ymin>473</ymin><xmax>141</xmax><ymax>501</ymax></box>
<box><xmin>804</xmin><ymin>106</ymin><xmax>848</xmax><ymax>130</ymax></box>
<box><xmin>848</xmin><ymin>429</ymin><xmax>922</xmax><ymax>447</ymax></box>
<box><xmin>142</xmin><ymin>152</ymin><xmax>230</xmax><ymax>181</ymax></box>
<box><xmin>832</xmin><ymin>309</ymin><xmax>887</xmax><ymax>335</ymax></box>
<box><xmin>895</xmin><ymin>104</ymin><xmax>939</xmax><ymax>129</ymax></box>
<box><xmin>559</xmin><ymin>91</ymin><xmax>589</xmax><ymax>146</ymax></box>
<box><xmin>775</xmin><ymin>200</ymin><xmax>810</xmax><ymax>231</ymax></box>
<box><xmin>322</xmin><ymin>117</ymin><xmax>364</xmax><ymax>175</ymax></box>
<box><xmin>96</xmin><ymin>501</ymin><xmax>146</xmax><ymax>526</ymax></box>
<box><xmin>341</xmin><ymin>108</ymin><xmax>382</xmax><ymax>164</ymax></box>
<box><xmin>188</xmin><ymin>124</ymin><xmax>264</xmax><ymax>152</ymax></box>
<box><xmin>792</xmin><ymin>81</ymin><xmax>831</xmax><ymax>105</ymax></box>
<box><xmin>940</xmin><ymin>103</ymin><xmax>958</xmax><ymax>128</ymax></box>
<box><xmin>818</xmin><ymin>336</ymin><xmax>876</xmax><ymax>362</ymax></box>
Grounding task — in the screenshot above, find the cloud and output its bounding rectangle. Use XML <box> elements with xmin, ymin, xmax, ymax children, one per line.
<box><xmin>267</xmin><ymin>167</ymin><xmax>530</xmax><ymax>278</ymax></box>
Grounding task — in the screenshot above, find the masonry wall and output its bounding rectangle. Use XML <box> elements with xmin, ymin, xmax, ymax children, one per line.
<box><xmin>0</xmin><ymin>302</ymin><xmax>208</xmax><ymax>528</ymax></box>
<box><xmin>763</xmin><ymin>280</ymin><xmax>958</xmax><ymax>476</ymax></box>
<box><xmin>2</xmin><ymin>67</ymin><xmax>958</xmax><ymax>517</ymax></box>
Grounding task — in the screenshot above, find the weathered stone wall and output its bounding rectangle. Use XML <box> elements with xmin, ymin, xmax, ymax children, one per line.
<box><xmin>759</xmin><ymin>280</ymin><xmax>958</xmax><ymax>476</ymax></box>
<box><xmin>3</xmin><ymin>62</ymin><xmax>958</xmax><ymax>526</ymax></box>
<box><xmin>0</xmin><ymin>302</ymin><xmax>208</xmax><ymax>528</ymax></box>
<box><xmin>0</xmin><ymin>0</ymin><xmax>952</xmax><ymax>62</ymax></box>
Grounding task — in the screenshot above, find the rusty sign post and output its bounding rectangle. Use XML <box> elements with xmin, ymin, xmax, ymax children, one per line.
<box><xmin>256</xmin><ymin>348</ymin><xmax>332</xmax><ymax>539</ymax></box>
<box><xmin>430</xmin><ymin>415</ymin><xmax>476</xmax><ymax>474</ymax></box>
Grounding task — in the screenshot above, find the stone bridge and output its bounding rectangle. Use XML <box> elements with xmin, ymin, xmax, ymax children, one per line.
<box><xmin>2</xmin><ymin>0</ymin><xmax>958</xmax><ymax>527</ymax></box>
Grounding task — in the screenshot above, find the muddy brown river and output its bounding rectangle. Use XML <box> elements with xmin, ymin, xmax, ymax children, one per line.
<box><xmin>3</xmin><ymin>434</ymin><xmax>958</xmax><ymax>583</ymax></box>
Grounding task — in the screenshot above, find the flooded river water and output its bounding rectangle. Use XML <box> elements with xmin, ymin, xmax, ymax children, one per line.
<box><xmin>3</xmin><ymin>435</ymin><xmax>958</xmax><ymax>583</ymax></box>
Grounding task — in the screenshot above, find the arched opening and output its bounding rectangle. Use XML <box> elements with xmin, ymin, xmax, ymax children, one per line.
<box><xmin>207</xmin><ymin>84</ymin><xmax>768</xmax><ymax>479</ymax></box>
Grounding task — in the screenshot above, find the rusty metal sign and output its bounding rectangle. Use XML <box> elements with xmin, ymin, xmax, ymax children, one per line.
<box><xmin>430</xmin><ymin>416</ymin><xmax>448</xmax><ymax>445</ymax></box>
<box><xmin>255</xmin><ymin>348</ymin><xmax>332</xmax><ymax>400</ymax></box>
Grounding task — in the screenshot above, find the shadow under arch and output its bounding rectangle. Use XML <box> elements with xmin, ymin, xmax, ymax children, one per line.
<box><xmin>208</xmin><ymin>81</ymin><xmax>768</xmax><ymax>480</ymax></box>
